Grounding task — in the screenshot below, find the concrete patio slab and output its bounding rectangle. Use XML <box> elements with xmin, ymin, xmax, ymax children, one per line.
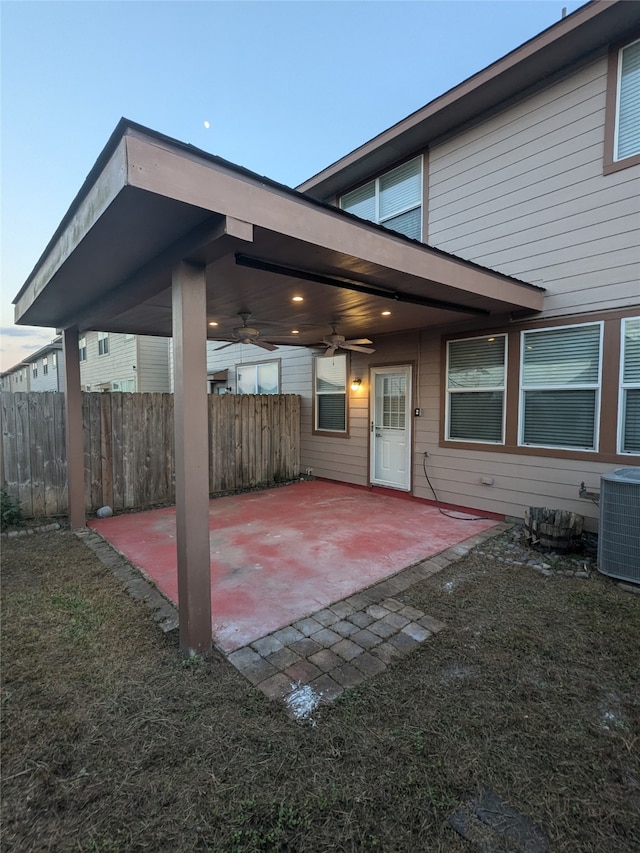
<box><xmin>89</xmin><ymin>479</ymin><xmax>498</xmax><ymax>652</ymax></box>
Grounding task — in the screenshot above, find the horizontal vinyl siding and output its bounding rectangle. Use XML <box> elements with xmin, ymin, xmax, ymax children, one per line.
<box><xmin>136</xmin><ymin>336</ymin><xmax>170</xmax><ymax>392</ymax></box>
<box><xmin>429</xmin><ymin>56</ymin><xmax>640</xmax><ymax>316</ymax></box>
<box><xmin>80</xmin><ymin>333</ymin><xmax>138</xmax><ymax>390</ymax></box>
<box><xmin>30</xmin><ymin>366</ymin><xmax>62</xmax><ymax>392</ymax></box>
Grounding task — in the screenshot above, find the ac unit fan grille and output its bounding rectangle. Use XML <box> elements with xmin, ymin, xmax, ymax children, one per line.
<box><xmin>597</xmin><ymin>467</ymin><xmax>640</xmax><ymax>583</ymax></box>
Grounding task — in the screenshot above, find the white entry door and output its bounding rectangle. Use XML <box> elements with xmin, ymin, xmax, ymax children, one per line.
<box><xmin>370</xmin><ymin>366</ymin><xmax>412</xmax><ymax>490</ymax></box>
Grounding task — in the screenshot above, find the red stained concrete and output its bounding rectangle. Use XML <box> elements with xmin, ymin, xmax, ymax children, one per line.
<box><xmin>89</xmin><ymin>480</ymin><xmax>497</xmax><ymax>652</ymax></box>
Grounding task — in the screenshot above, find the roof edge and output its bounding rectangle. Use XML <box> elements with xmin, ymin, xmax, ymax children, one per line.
<box><xmin>297</xmin><ymin>0</ymin><xmax>626</xmax><ymax>196</ymax></box>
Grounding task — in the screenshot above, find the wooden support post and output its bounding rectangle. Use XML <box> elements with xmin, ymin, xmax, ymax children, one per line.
<box><xmin>62</xmin><ymin>327</ymin><xmax>86</xmax><ymax>529</ymax></box>
<box><xmin>172</xmin><ymin>261</ymin><xmax>212</xmax><ymax>656</ymax></box>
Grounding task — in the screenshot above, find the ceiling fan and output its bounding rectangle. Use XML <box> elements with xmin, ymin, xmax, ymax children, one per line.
<box><xmin>317</xmin><ymin>324</ymin><xmax>375</xmax><ymax>357</ymax></box>
<box><xmin>211</xmin><ymin>313</ymin><xmax>278</xmax><ymax>352</ymax></box>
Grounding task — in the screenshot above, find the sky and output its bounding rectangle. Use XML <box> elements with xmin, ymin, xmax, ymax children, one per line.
<box><xmin>0</xmin><ymin>0</ymin><xmax>587</xmax><ymax>372</ymax></box>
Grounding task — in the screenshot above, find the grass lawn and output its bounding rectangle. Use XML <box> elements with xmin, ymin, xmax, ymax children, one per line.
<box><xmin>2</xmin><ymin>529</ymin><xmax>639</xmax><ymax>852</ymax></box>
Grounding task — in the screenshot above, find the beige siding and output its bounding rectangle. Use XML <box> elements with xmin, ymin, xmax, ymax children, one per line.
<box><xmin>80</xmin><ymin>333</ymin><xmax>138</xmax><ymax>390</ymax></box>
<box><xmin>78</xmin><ymin>333</ymin><xmax>169</xmax><ymax>392</ymax></box>
<box><xmin>298</xmin><ymin>329</ymin><xmax>615</xmax><ymax>530</ymax></box>
<box><xmin>136</xmin><ymin>336</ymin><xmax>170</xmax><ymax>392</ymax></box>
<box><xmin>428</xmin><ymin>55</ymin><xmax>640</xmax><ymax>316</ymax></box>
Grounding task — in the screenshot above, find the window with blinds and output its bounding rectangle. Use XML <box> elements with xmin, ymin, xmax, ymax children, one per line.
<box><xmin>446</xmin><ymin>335</ymin><xmax>506</xmax><ymax>443</ymax></box>
<box><xmin>315</xmin><ymin>354</ymin><xmax>347</xmax><ymax>432</ymax></box>
<box><xmin>519</xmin><ymin>323</ymin><xmax>602</xmax><ymax>450</ymax></box>
<box><xmin>620</xmin><ymin>317</ymin><xmax>640</xmax><ymax>454</ymax></box>
<box><xmin>339</xmin><ymin>157</ymin><xmax>422</xmax><ymax>240</ymax></box>
<box><xmin>616</xmin><ymin>39</ymin><xmax>640</xmax><ymax>161</ymax></box>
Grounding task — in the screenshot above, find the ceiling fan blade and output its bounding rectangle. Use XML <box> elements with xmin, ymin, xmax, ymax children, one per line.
<box><xmin>322</xmin><ymin>345</ymin><xmax>338</xmax><ymax>357</ymax></box>
<box><xmin>344</xmin><ymin>338</ymin><xmax>373</xmax><ymax>346</ymax></box>
<box><xmin>214</xmin><ymin>342</ymin><xmax>236</xmax><ymax>351</ymax></box>
<box><xmin>251</xmin><ymin>340</ymin><xmax>279</xmax><ymax>351</ymax></box>
<box><xmin>341</xmin><ymin>343</ymin><xmax>376</xmax><ymax>354</ymax></box>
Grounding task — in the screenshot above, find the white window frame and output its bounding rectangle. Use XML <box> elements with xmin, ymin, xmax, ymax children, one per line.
<box><xmin>618</xmin><ymin>316</ymin><xmax>640</xmax><ymax>455</ymax></box>
<box><xmin>339</xmin><ymin>156</ymin><xmax>423</xmax><ymax>240</ymax></box>
<box><xmin>79</xmin><ymin>337</ymin><xmax>87</xmax><ymax>362</ymax></box>
<box><xmin>31</xmin><ymin>363</ymin><xmax>37</xmax><ymax>379</ymax></box>
<box><xmin>445</xmin><ymin>334</ymin><xmax>507</xmax><ymax>444</ymax></box>
<box><xmin>613</xmin><ymin>38</ymin><xmax>640</xmax><ymax>163</ymax></box>
<box><xmin>42</xmin><ymin>357</ymin><xmax>48</xmax><ymax>376</ymax></box>
<box><xmin>235</xmin><ymin>360</ymin><xmax>280</xmax><ymax>395</ymax></box>
<box><xmin>518</xmin><ymin>322</ymin><xmax>603</xmax><ymax>452</ymax></box>
<box><xmin>314</xmin><ymin>353</ymin><xmax>348</xmax><ymax>435</ymax></box>
<box><xmin>51</xmin><ymin>353</ymin><xmax>57</xmax><ymax>368</ymax></box>
<box><xmin>98</xmin><ymin>331</ymin><xmax>109</xmax><ymax>356</ymax></box>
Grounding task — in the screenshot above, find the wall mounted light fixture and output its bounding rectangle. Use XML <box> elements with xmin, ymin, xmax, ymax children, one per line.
<box><xmin>351</xmin><ymin>378</ymin><xmax>362</xmax><ymax>391</ymax></box>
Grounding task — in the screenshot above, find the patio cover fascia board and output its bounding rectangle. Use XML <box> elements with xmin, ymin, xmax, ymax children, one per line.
<box><xmin>298</xmin><ymin>0</ymin><xmax>635</xmax><ymax>199</ymax></box>
<box><xmin>14</xmin><ymin>121</ymin><xmax>544</xmax><ymax>333</ymax></box>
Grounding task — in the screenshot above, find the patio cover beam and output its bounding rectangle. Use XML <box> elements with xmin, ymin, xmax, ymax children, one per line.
<box><xmin>172</xmin><ymin>261</ymin><xmax>211</xmax><ymax>656</ymax></box>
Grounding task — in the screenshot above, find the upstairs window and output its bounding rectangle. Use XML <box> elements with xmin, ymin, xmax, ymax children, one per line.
<box><xmin>79</xmin><ymin>338</ymin><xmax>87</xmax><ymax>362</ymax></box>
<box><xmin>32</xmin><ymin>363</ymin><xmax>37</xmax><ymax>379</ymax></box>
<box><xmin>51</xmin><ymin>353</ymin><xmax>57</xmax><ymax>368</ymax></box>
<box><xmin>519</xmin><ymin>323</ymin><xmax>602</xmax><ymax>451</ymax></box>
<box><xmin>619</xmin><ymin>317</ymin><xmax>640</xmax><ymax>454</ymax></box>
<box><xmin>446</xmin><ymin>335</ymin><xmax>506</xmax><ymax>443</ymax></box>
<box><xmin>615</xmin><ymin>39</ymin><xmax>640</xmax><ymax>162</ymax></box>
<box><xmin>339</xmin><ymin>157</ymin><xmax>422</xmax><ymax>240</ymax></box>
<box><xmin>42</xmin><ymin>357</ymin><xmax>48</xmax><ymax>376</ymax></box>
<box><xmin>236</xmin><ymin>361</ymin><xmax>279</xmax><ymax>394</ymax></box>
<box><xmin>98</xmin><ymin>331</ymin><xmax>109</xmax><ymax>356</ymax></box>
<box><xmin>314</xmin><ymin>354</ymin><xmax>347</xmax><ymax>433</ymax></box>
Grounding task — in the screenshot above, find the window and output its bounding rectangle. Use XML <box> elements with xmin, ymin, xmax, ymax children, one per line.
<box><xmin>339</xmin><ymin>157</ymin><xmax>422</xmax><ymax>240</ymax></box>
<box><xmin>236</xmin><ymin>361</ymin><xmax>279</xmax><ymax>394</ymax></box>
<box><xmin>79</xmin><ymin>337</ymin><xmax>87</xmax><ymax>362</ymax></box>
<box><xmin>605</xmin><ymin>38</ymin><xmax>640</xmax><ymax>173</ymax></box>
<box><xmin>614</xmin><ymin>39</ymin><xmax>640</xmax><ymax>161</ymax></box>
<box><xmin>51</xmin><ymin>353</ymin><xmax>57</xmax><ymax>368</ymax></box>
<box><xmin>619</xmin><ymin>317</ymin><xmax>640</xmax><ymax>454</ymax></box>
<box><xmin>446</xmin><ymin>335</ymin><xmax>506</xmax><ymax>443</ymax></box>
<box><xmin>519</xmin><ymin>323</ymin><xmax>602</xmax><ymax>451</ymax></box>
<box><xmin>98</xmin><ymin>331</ymin><xmax>109</xmax><ymax>355</ymax></box>
<box><xmin>314</xmin><ymin>354</ymin><xmax>347</xmax><ymax>433</ymax></box>
<box><xmin>42</xmin><ymin>357</ymin><xmax>48</xmax><ymax>376</ymax></box>
<box><xmin>112</xmin><ymin>379</ymin><xmax>136</xmax><ymax>392</ymax></box>
<box><xmin>31</xmin><ymin>363</ymin><xmax>37</xmax><ymax>379</ymax></box>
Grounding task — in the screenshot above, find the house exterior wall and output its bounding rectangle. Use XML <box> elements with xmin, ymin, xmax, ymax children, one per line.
<box><xmin>427</xmin><ymin>53</ymin><xmax>639</xmax><ymax>316</ymax></box>
<box><xmin>136</xmin><ymin>335</ymin><xmax>170</xmax><ymax>392</ymax></box>
<box><xmin>4</xmin><ymin>366</ymin><xmax>30</xmax><ymax>392</ymax></box>
<box><xmin>79</xmin><ymin>333</ymin><xmax>170</xmax><ymax>392</ymax></box>
<box><xmin>298</xmin><ymin>49</ymin><xmax>639</xmax><ymax>532</ymax></box>
<box><xmin>29</xmin><ymin>351</ymin><xmax>64</xmax><ymax>392</ymax></box>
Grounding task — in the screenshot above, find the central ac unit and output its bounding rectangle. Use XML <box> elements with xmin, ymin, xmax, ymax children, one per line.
<box><xmin>597</xmin><ymin>467</ymin><xmax>640</xmax><ymax>583</ymax></box>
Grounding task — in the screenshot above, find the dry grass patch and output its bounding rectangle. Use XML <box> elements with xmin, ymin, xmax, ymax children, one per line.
<box><xmin>1</xmin><ymin>529</ymin><xmax>639</xmax><ymax>852</ymax></box>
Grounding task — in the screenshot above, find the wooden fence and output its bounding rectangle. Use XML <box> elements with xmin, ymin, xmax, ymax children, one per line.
<box><xmin>0</xmin><ymin>392</ymin><xmax>300</xmax><ymax>518</ymax></box>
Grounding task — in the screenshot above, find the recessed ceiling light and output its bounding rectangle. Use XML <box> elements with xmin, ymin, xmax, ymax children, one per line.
<box><xmin>487</xmin><ymin>337</ymin><xmax>495</xmax><ymax>342</ymax></box>
<box><xmin>382</xmin><ymin>310</ymin><xmax>391</xmax><ymax>316</ymax></box>
<box><xmin>208</xmin><ymin>321</ymin><xmax>218</xmax><ymax>327</ymax></box>
<box><xmin>291</xmin><ymin>329</ymin><xmax>300</xmax><ymax>335</ymax></box>
<box><xmin>292</xmin><ymin>296</ymin><xmax>303</xmax><ymax>302</ymax></box>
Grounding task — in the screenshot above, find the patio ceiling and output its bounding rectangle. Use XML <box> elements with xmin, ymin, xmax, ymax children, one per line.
<box><xmin>14</xmin><ymin>120</ymin><xmax>544</xmax><ymax>344</ymax></box>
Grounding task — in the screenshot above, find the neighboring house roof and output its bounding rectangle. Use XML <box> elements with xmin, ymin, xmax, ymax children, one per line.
<box><xmin>20</xmin><ymin>336</ymin><xmax>63</xmax><ymax>364</ymax></box>
<box><xmin>1</xmin><ymin>337</ymin><xmax>62</xmax><ymax>377</ymax></box>
<box><xmin>298</xmin><ymin>0</ymin><xmax>639</xmax><ymax>199</ymax></box>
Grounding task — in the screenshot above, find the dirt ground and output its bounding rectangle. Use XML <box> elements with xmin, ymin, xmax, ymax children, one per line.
<box><xmin>1</xmin><ymin>526</ymin><xmax>639</xmax><ymax>852</ymax></box>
